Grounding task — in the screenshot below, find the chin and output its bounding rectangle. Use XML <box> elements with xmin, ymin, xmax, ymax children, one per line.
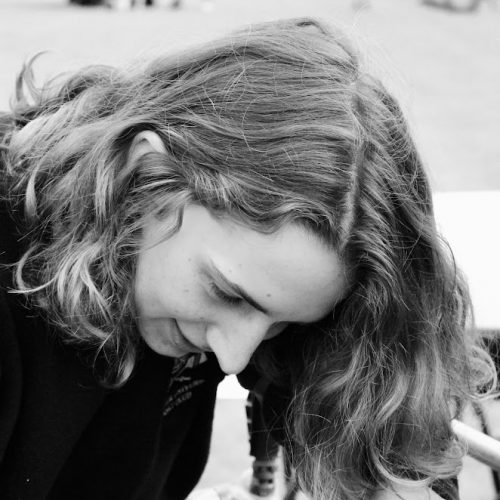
<box><xmin>148</xmin><ymin>338</ymin><xmax>188</xmax><ymax>358</ymax></box>
<box><xmin>140</xmin><ymin>327</ymin><xmax>188</xmax><ymax>358</ymax></box>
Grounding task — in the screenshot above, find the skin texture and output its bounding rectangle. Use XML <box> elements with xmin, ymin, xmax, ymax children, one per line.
<box><xmin>134</xmin><ymin>203</ymin><xmax>346</xmax><ymax>375</ymax></box>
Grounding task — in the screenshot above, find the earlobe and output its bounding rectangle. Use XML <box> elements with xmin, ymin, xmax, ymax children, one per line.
<box><xmin>127</xmin><ymin>131</ymin><xmax>167</xmax><ymax>163</ymax></box>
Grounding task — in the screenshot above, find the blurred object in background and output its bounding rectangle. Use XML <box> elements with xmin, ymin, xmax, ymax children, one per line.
<box><xmin>69</xmin><ymin>0</ymin><xmax>214</xmax><ymax>9</ymax></box>
<box><xmin>69</xmin><ymin>0</ymin><xmax>155</xmax><ymax>7</ymax></box>
<box><xmin>170</xmin><ymin>0</ymin><xmax>215</xmax><ymax>10</ymax></box>
<box><xmin>245</xmin><ymin>390</ymin><xmax>281</xmax><ymax>498</ymax></box>
<box><xmin>68</xmin><ymin>0</ymin><xmax>104</xmax><ymax>5</ymax></box>
<box><xmin>421</xmin><ymin>0</ymin><xmax>496</xmax><ymax>13</ymax></box>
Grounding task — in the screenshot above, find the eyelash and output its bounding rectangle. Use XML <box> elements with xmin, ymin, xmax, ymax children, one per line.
<box><xmin>209</xmin><ymin>282</ymin><xmax>243</xmax><ymax>306</ymax></box>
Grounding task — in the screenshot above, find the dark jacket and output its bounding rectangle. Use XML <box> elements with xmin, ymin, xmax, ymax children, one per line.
<box><xmin>0</xmin><ymin>203</ymin><xmax>225</xmax><ymax>500</ymax></box>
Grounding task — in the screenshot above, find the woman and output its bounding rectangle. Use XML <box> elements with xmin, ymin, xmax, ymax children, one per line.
<box><xmin>0</xmin><ymin>17</ymin><xmax>493</xmax><ymax>500</ymax></box>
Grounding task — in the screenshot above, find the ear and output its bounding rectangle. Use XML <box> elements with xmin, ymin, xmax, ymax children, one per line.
<box><xmin>127</xmin><ymin>131</ymin><xmax>167</xmax><ymax>164</ymax></box>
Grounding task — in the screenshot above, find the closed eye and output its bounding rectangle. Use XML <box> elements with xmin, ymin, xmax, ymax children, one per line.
<box><xmin>209</xmin><ymin>281</ymin><xmax>243</xmax><ymax>306</ymax></box>
<box><xmin>204</xmin><ymin>259</ymin><xmax>269</xmax><ymax>314</ymax></box>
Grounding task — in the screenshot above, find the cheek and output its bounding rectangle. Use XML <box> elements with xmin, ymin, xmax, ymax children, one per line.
<box><xmin>133</xmin><ymin>260</ymin><xmax>177</xmax><ymax>317</ymax></box>
<box><xmin>135</xmin><ymin>272</ymin><xmax>208</xmax><ymax>321</ymax></box>
<box><xmin>134</xmin><ymin>248</ymin><xmax>180</xmax><ymax>300</ymax></box>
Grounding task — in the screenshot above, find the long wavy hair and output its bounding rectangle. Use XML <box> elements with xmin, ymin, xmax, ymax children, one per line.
<box><xmin>0</xmin><ymin>17</ymin><xmax>494</xmax><ymax>500</ymax></box>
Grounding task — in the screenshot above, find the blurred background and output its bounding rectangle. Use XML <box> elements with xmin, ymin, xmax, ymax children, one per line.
<box><xmin>0</xmin><ymin>0</ymin><xmax>499</xmax><ymax>498</ymax></box>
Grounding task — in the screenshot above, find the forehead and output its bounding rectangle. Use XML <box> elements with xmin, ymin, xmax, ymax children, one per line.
<box><xmin>186</xmin><ymin>205</ymin><xmax>347</xmax><ymax>323</ymax></box>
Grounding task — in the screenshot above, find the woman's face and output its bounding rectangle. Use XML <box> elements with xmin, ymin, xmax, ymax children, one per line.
<box><xmin>134</xmin><ymin>204</ymin><xmax>346</xmax><ymax>374</ymax></box>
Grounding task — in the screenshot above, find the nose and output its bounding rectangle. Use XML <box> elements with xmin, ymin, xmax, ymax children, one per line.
<box><xmin>206</xmin><ymin>316</ymin><xmax>271</xmax><ymax>375</ymax></box>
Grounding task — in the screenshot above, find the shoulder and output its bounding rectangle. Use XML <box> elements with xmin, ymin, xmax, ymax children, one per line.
<box><xmin>0</xmin><ymin>288</ymin><xmax>20</xmax><ymax>373</ymax></box>
<box><xmin>0</xmin><ymin>288</ymin><xmax>15</xmax><ymax>342</ymax></box>
<box><xmin>0</xmin><ymin>288</ymin><xmax>23</xmax><ymax>460</ymax></box>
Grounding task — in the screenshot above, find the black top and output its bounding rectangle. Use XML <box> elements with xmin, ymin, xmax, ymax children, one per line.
<box><xmin>0</xmin><ymin>201</ymin><xmax>225</xmax><ymax>500</ymax></box>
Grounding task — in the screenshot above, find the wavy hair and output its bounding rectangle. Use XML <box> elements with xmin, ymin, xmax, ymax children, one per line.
<box><xmin>1</xmin><ymin>17</ymin><xmax>494</xmax><ymax>500</ymax></box>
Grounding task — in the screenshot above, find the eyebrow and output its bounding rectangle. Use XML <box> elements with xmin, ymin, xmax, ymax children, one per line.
<box><xmin>207</xmin><ymin>259</ymin><xmax>270</xmax><ymax>315</ymax></box>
